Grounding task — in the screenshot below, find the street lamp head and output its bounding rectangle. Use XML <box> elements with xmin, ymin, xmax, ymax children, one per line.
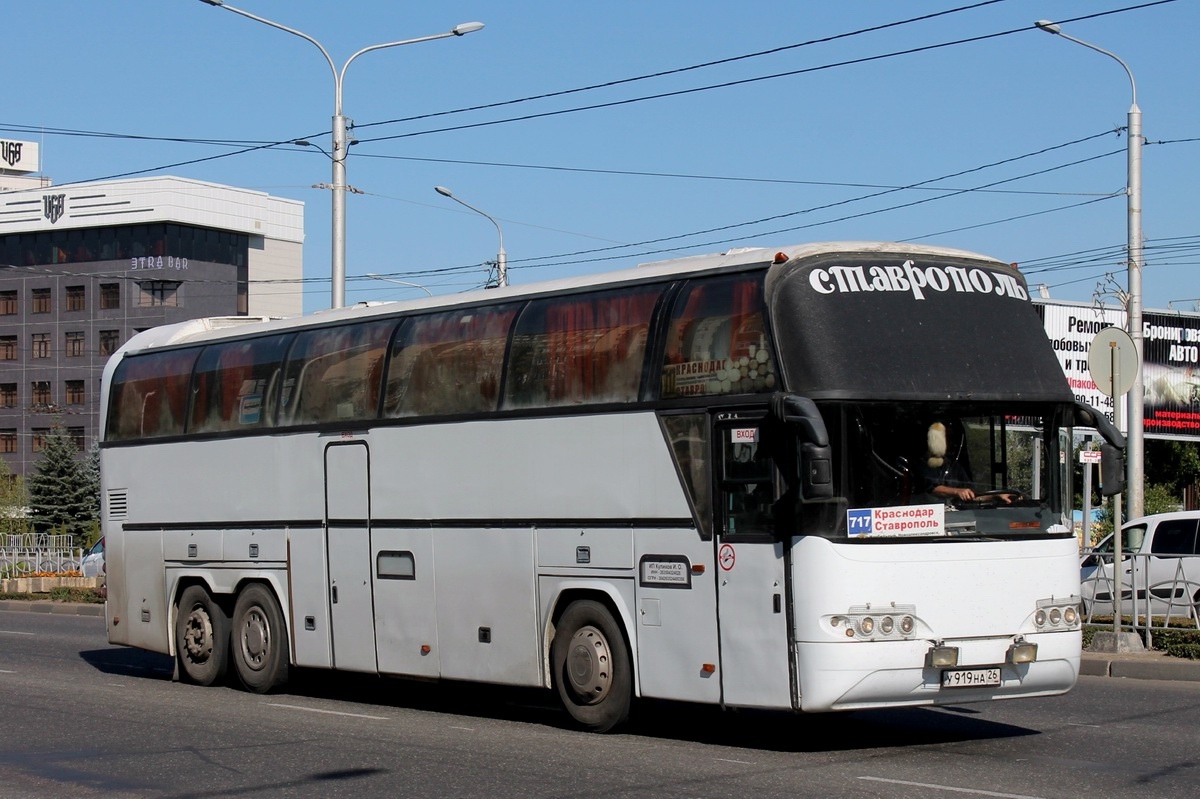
<box><xmin>453</xmin><ymin>21</ymin><xmax>485</xmax><ymax>36</ymax></box>
<box><xmin>198</xmin><ymin>0</ymin><xmax>224</xmax><ymax>6</ymax></box>
<box><xmin>434</xmin><ymin>186</ymin><xmax>454</xmax><ymax>198</ymax></box>
<box><xmin>1034</xmin><ymin>20</ymin><xmax>1062</xmax><ymax>35</ymax></box>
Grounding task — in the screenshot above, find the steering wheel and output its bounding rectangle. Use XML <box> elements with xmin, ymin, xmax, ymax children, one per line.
<box><xmin>973</xmin><ymin>488</ymin><xmax>1026</xmax><ymax>506</ymax></box>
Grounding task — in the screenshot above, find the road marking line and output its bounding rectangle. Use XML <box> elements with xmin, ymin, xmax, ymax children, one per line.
<box><xmin>266</xmin><ymin>702</ymin><xmax>388</xmax><ymax>720</ymax></box>
<box><xmin>859</xmin><ymin>777</ymin><xmax>1045</xmax><ymax>798</ymax></box>
<box><xmin>448</xmin><ymin>726</ymin><xmax>475</xmax><ymax>731</ymax></box>
<box><xmin>0</xmin><ymin>630</ymin><xmax>35</xmax><ymax>636</ymax></box>
<box><xmin>714</xmin><ymin>758</ymin><xmax>755</xmax><ymax>765</ymax></box>
<box><xmin>0</xmin><ymin>669</ymin><xmax>15</xmax><ymax>673</ymax></box>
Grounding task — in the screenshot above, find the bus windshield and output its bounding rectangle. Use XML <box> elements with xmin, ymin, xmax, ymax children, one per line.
<box><xmin>834</xmin><ymin>402</ymin><xmax>1070</xmax><ymax>537</ymax></box>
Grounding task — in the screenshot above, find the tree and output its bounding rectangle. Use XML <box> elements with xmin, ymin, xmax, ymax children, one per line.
<box><xmin>27</xmin><ymin>424</ymin><xmax>94</xmax><ymax>546</ymax></box>
<box><xmin>1145</xmin><ymin>439</ymin><xmax>1200</xmax><ymax>499</ymax></box>
<box><xmin>0</xmin><ymin>460</ymin><xmax>31</xmax><ymax>538</ymax></box>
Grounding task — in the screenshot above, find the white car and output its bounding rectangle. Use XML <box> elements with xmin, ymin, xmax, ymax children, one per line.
<box><xmin>1081</xmin><ymin>512</ymin><xmax>1200</xmax><ymax>617</ymax></box>
<box><xmin>81</xmin><ymin>537</ymin><xmax>105</xmax><ymax>578</ymax></box>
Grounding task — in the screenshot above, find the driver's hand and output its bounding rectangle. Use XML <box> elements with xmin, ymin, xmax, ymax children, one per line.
<box><xmin>956</xmin><ymin>487</ymin><xmax>975</xmax><ymax>501</ymax></box>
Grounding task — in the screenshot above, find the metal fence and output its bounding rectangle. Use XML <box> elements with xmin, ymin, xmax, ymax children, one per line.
<box><xmin>0</xmin><ymin>533</ymin><xmax>83</xmax><ymax>577</ymax></box>
<box><xmin>1081</xmin><ymin>549</ymin><xmax>1200</xmax><ymax>647</ymax></box>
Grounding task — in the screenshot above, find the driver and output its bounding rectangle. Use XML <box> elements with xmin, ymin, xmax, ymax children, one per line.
<box><xmin>921</xmin><ymin>420</ymin><xmax>1014</xmax><ymax>504</ymax></box>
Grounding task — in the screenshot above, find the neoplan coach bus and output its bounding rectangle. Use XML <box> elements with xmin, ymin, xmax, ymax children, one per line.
<box><xmin>99</xmin><ymin>241</ymin><xmax>1124</xmax><ymax>732</ymax></box>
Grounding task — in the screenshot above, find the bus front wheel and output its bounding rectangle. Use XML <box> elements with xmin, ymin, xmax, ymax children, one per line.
<box><xmin>231</xmin><ymin>583</ymin><xmax>289</xmax><ymax>693</ymax></box>
<box><xmin>175</xmin><ymin>585</ymin><xmax>229</xmax><ymax>686</ymax></box>
<box><xmin>551</xmin><ymin>600</ymin><xmax>632</xmax><ymax>733</ymax></box>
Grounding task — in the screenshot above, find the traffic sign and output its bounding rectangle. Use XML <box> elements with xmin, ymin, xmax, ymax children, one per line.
<box><xmin>1088</xmin><ymin>327</ymin><xmax>1137</xmax><ymax>398</ymax></box>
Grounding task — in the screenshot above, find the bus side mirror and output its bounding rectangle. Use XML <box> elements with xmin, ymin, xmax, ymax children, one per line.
<box><xmin>1099</xmin><ymin>443</ymin><xmax>1124</xmax><ymax>497</ymax></box>
<box><xmin>767</xmin><ymin>393</ymin><xmax>833</xmax><ymax>500</ymax></box>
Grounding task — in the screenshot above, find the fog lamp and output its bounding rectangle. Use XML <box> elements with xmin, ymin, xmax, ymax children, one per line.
<box><xmin>927</xmin><ymin>645</ymin><xmax>959</xmax><ymax>668</ymax></box>
<box><xmin>1009</xmin><ymin>641</ymin><xmax>1038</xmax><ymax>664</ymax></box>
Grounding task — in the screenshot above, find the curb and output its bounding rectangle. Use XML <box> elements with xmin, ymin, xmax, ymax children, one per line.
<box><xmin>0</xmin><ymin>600</ymin><xmax>105</xmax><ymax>617</ymax></box>
<box><xmin>1081</xmin><ymin>651</ymin><xmax>1200</xmax><ymax>682</ymax></box>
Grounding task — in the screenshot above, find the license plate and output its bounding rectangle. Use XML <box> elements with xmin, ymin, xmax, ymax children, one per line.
<box><xmin>941</xmin><ymin>667</ymin><xmax>1001</xmax><ymax>688</ymax></box>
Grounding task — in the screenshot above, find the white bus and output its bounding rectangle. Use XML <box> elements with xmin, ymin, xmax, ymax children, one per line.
<box><xmin>99</xmin><ymin>241</ymin><xmax>1124</xmax><ymax>732</ymax></box>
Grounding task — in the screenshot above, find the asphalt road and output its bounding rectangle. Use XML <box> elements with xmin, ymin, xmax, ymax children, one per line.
<box><xmin>2</xmin><ymin>611</ymin><xmax>1200</xmax><ymax>799</ymax></box>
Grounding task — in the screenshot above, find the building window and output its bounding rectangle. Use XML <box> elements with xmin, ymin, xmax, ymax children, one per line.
<box><xmin>66</xmin><ymin>285</ymin><xmax>86</xmax><ymax>311</ymax></box>
<box><xmin>68</xmin><ymin>427</ymin><xmax>85</xmax><ymax>451</ymax></box>
<box><xmin>31</xmin><ymin>381</ymin><xmax>51</xmax><ymax>406</ymax></box>
<box><xmin>0</xmin><ymin>384</ymin><xmax>15</xmax><ymax>408</ymax></box>
<box><xmin>66</xmin><ymin>380</ymin><xmax>84</xmax><ymax>405</ymax></box>
<box><xmin>31</xmin><ymin>288</ymin><xmax>51</xmax><ymax>314</ymax></box>
<box><xmin>138</xmin><ymin>281</ymin><xmax>181</xmax><ymax>307</ymax></box>
<box><xmin>100</xmin><ymin>283</ymin><xmax>121</xmax><ymax>310</ymax></box>
<box><xmin>0</xmin><ymin>336</ymin><xmax>15</xmax><ymax>360</ymax></box>
<box><xmin>99</xmin><ymin>329</ymin><xmax>121</xmax><ymax>356</ymax></box>
<box><xmin>31</xmin><ymin>333</ymin><xmax>50</xmax><ymax>359</ymax></box>
<box><xmin>0</xmin><ymin>430</ymin><xmax>15</xmax><ymax>454</ymax></box>
<box><xmin>65</xmin><ymin>331</ymin><xmax>84</xmax><ymax>357</ymax></box>
<box><xmin>31</xmin><ymin>428</ymin><xmax>48</xmax><ymax>453</ymax></box>
<box><xmin>0</xmin><ymin>290</ymin><xmax>16</xmax><ymax>315</ymax></box>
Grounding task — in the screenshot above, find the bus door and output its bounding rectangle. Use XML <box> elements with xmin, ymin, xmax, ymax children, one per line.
<box><xmin>714</xmin><ymin>417</ymin><xmax>793</xmax><ymax>709</ymax></box>
<box><xmin>324</xmin><ymin>441</ymin><xmax>378</xmax><ymax>673</ymax></box>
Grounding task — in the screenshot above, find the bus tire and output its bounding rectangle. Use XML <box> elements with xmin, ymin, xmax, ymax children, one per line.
<box><xmin>175</xmin><ymin>585</ymin><xmax>230</xmax><ymax>687</ymax></box>
<box><xmin>551</xmin><ymin>599</ymin><xmax>632</xmax><ymax>733</ymax></box>
<box><xmin>231</xmin><ymin>583</ymin><xmax>289</xmax><ymax>694</ymax></box>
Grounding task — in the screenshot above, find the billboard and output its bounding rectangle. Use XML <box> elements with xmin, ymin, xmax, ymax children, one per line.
<box><xmin>1142</xmin><ymin>310</ymin><xmax>1200</xmax><ymax>439</ymax></box>
<box><xmin>1037</xmin><ymin>300</ymin><xmax>1200</xmax><ymax>441</ymax></box>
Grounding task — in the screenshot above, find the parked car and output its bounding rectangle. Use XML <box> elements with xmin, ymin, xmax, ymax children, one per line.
<box><xmin>1081</xmin><ymin>511</ymin><xmax>1200</xmax><ymax>617</ymax></box>
<box><xmin>81</xmin><ymin>537</ymin><xmax>105</xmax><ymax>578</ymax></box>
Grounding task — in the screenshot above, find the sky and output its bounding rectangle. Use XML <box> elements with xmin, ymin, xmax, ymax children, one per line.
<box><xmin>5</xmin><ymin>1</ymin><xmax>1198</xmax><ymax>316</ymax></box>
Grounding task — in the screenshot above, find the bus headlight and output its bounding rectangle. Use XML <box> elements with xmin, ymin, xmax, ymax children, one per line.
<box><xmin>1033</xmin><ymin>596</ymin><xmax>1081</xmax><ymax>631</ymax></box>
<box><xmin>829</xmin><ymin>604</ymin><xmax>921</xmax><ymax>641</ymax></box>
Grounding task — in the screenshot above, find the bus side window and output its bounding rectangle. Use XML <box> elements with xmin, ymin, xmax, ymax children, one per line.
<box><xmin>659</xmin><ymin>272</ymin><xmax>777</xmax><ymax>400</ymax></box>
<box><xmin>190</xmin><ymin>334</ymin><xmax>292</xmax><ymax>434</ymax></box>
<box><xmin>385</xmin><ymin>304</ymin><xmax>519</xmax><ymax>418</ymax></box>
<box><xmin>280</xmin><ymin>320</ymin><xmax>394</xmax><ymax>426</ymax></box>
<box><xmin>504</xmin><ymin>285</ymin><xmax>661</xmax><ymax>410</ymax></box>
<box><xmin>106</xmin><ymin>349</ymin><xmax>198</xmax><ymax>441</ymax></box>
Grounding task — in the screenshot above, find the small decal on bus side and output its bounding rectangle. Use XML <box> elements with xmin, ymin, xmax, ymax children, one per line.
<box><xmin>847</xmin><ymin>504</ymin><xmax>946</xmax><ymax>537</ymax></box>
<box><xmin>639</xmin><ymin>554</ymin><xmax>692</xmax><ymax>588</ymax></box>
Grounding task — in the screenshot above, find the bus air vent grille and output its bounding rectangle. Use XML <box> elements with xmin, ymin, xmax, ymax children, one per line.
<box><xmin>107</xmin><ymin>490</ymin><xmax>128</xmax><ymax>520</ymax></box>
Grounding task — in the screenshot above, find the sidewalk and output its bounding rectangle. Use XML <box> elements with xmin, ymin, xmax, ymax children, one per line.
<box><xmin>3</xmin><ymin>600</ymin><xmax>1198</xmax><ymax>682</ymax></box>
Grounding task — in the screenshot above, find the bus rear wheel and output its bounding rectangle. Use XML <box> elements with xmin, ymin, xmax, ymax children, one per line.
<box><xmin>551</xmin><ymin>600</ymin><xmax>632</xmax><ymax>733</ymax></box>
<box><xmin>175</xmin><ymin>585</ymin><xmax>229</xmax><ymax>686</ymax></box>
<box><xmin>231</xmin><ymin>583</ymin><xmax>289</xmax><ymax>694</ymax></box>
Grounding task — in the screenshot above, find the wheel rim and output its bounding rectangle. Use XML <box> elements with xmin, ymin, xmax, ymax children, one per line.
<box><xmin>565</xmin><ymin>624</ymin><xmax>612</xmax><ymax>705</ymax></box>
<box><xmin>239</xmin><ymin>605</ymin><xmax>271</xmax><ymax>673</ymax></box>
<box><xmin>183</xmin><ymin>606</ymin><xmax>214</xmax><ymax>664</ymax></box>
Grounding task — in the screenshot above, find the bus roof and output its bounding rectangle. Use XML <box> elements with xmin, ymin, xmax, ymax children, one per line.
<box><xmin>116</xmin><ymin>241</ymin><xmax>1005</xmax><ymax>354</ymax></box>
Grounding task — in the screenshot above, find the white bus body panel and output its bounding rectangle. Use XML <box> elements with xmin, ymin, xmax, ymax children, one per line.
<box><xmin>632</xmin><ymin>530</ymin><xmax>721</xmax><ymax>704</ymax></box>
<box><xmin>791</xmin><ymin>535</ymin><xmax>1081</xmax><ymax>711</ymax></box>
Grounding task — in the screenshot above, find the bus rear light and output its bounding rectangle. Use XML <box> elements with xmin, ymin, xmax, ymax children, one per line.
<box><xmin>702</xmin><ymin>663</ymin><xmax>716</xmax><ymax>674</ymax></box>
<box><xmin>927</xmin><ymin>645</ymin><xmax>959</xmax><ymax>668</ymax></box>
<box><xmin>1008</xmin><ymin>640</ymin><xmax>1038</xmax><ymax>664</ymax></box>
<box><xmin>1008</xmin><ymin>521</ymin><xmax>1041</xmax><ymax>529</ymax></box>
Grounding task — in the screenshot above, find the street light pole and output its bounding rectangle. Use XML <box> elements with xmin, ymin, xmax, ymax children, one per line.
<box><xmin>434</xmin><ymin>186</ymin><xmax>507</xmax><ymax>287</ymax></box>
<box><xmin>1036</xmin><ymin>20</ymin><xmax>1144</xmax><ymax>520</ymax></box>
<box><xmin>198</xmin><ymin>1</ymin><xmax>483</xmax><ymax>310</ymax></box>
